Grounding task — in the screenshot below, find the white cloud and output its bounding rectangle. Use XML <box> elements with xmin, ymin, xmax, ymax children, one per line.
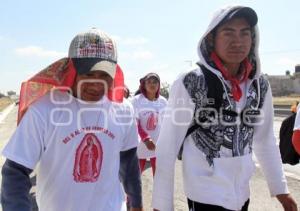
<box><xmin>112</xmin><ymin>35</ymin><xmax>148</xmax><ymax>46</ymax></box>
<box><xmin>111</xmin><ymin>35</ymin><xmax>121</xmax><ymax>42</ymax></box>
<box><xmin>123</xmin><ymin>62</ymin><xmax>190</xmax><ymax>92</ymax></box>
<box><xmin>15</xmin><ymin>46</ymin><xmax>66</xmax><ymax>58</ymax></box>
<box><xmin>132</xmin><ymin>51</ymin><xmax>153</xmax><ymax>60</ymax></box>
<box><xmin>0</xmin><ymin>36</ymin><xmax>3</xmax><ymax>41</ymax></box>
<box><xmin>119</xmin><ymin>50</ymin><xmax>154</xmax><ymax>60</ymax></box>
<box><xmin>122</xmin><ymin>37</ymin><xmax>148</xmax><ymax>45</ymax></box>
<box><xmin>277</xmin><ymin>57</ymin><xmax>298</xmax><ymax>66</ymax></box>
<box><xmin>145</xmin><ymin>63</ymin><xmax>190</xmax><ymax>84</ymax></box>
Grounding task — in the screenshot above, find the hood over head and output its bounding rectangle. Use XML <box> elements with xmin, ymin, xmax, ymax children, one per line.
<box><xmin>197</xmin><ymin>5</ymin><xmax>260</xmax><ymax>79</ymax></box>
<box><xmin>138</xmin><ymin>72</ymin><xmax>161</xmax><ymax>98</ymax></box>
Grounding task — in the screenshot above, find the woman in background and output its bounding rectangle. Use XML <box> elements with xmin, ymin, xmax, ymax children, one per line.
<box><xmin>132</xmin><ymin>73</ymin><xmax>167</xmax><ymax>176</ymax></box>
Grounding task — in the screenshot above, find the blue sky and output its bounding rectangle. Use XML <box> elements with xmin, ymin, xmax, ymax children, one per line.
<box><xmin>1</xmin><ymin>0</ymin><xmax>300</xmax><ymax>94</ymax></box>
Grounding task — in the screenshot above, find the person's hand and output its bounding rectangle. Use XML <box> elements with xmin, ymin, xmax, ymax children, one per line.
<box><xmin>144</xmin><ymin>138</ymin><xmax>156</xmax><ymax>151</ymax></box>
<box><xmin>276</xmin><ymin>194</ymin><xmax>298</xmax><ymax>211</ymax></box>
<box><xmin>130</xmin><ymin>207</ymin><xmax>143</xmax><ymax>211</ymax></box>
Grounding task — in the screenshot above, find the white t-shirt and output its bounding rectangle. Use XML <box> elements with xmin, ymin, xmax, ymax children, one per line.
<box><xmin>131</xmin><ymin>94</ymin><xmax>167</xmax><ymax>159</ymax></box>
<box><xmin>3</xmin><ymin>91</ymin><xmax>138</xmax><ymax>211</ymax></box>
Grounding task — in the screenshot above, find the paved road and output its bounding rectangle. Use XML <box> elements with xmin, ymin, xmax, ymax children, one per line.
<box><xmin>141</xmin><ymin>161</ymin><xmax>300</xmax><ymax>211</ymax></box>
<box><xmin>140</xmin><ymin>116</ymin><xmax>300</xmax><ymax>210</ymax></box>
<box><xmin>0</xmin><ymin>104</ymin><xmax>17</xmax><ymax>172</ymax></box>
<box><xmin>0</xmin><ymin>104</ymin><xmax>18</xmax><ymax>211</ymax></box>
<box><xmin>274</xmin><ymin>105</ymin><xmax>292</xmax><ymax>117</ymax></box>
<box><xmin>0</xmin><ymin>105</ymin><xmax>299</xmax><ymax>210</ymax></box>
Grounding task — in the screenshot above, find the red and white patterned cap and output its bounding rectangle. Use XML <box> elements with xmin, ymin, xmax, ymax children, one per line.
<box><xmin>68</xmin><ymin>28</ymin><xmax>117</xmax><ymax>78</ymax></box>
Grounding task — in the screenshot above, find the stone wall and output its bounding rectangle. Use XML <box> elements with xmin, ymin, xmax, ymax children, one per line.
<box><xmin>267</xmin><ymin>74</ymin><xmax>300</xmax><ymax>96</ymax></box>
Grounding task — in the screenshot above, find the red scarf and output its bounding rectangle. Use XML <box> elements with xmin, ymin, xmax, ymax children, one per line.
<box><xmin>18</xmin><ymin>58</ymin><xmax>124</xmax><ymax>124</ymax></box>
<box><xmin>210</xmin><ymin>52</ymin><xmax>253</xmax><ymax>101</ymax></box>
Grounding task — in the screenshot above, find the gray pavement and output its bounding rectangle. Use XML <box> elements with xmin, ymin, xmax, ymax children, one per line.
<box><xmin>0</xmin><ymin>104</ymin><xmax>17</xmax><ymax>172</ymax></box>
<box><xmin>141</xmin><ymin>160</ymin><xmax>300</xmax><ymax>211</ymax></box>
<box><xmin>141</xmin><ymin>116</ymin><xmax>300</xmax><ymax>210</ymax></box>
<box><xmin>0</xmin><ymin>105</ymin><xmax>299</xmax><ymax>210</ymax></box>
<box><xmin>0</xmin><ymin>104</ymin><xmax>17</xmax><ymax>211</ymax></box>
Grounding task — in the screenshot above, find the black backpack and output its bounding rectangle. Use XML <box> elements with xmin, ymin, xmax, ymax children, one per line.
<box><xmin>279</xmin><ymin>112</ymin><xmax>300</xmax><ymax>165</ymax></box>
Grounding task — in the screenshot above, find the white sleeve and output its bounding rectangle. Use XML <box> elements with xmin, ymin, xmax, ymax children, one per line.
<box><xmin>130</xmin><ymin>96</ymin><xmax>139</xmax><ymax>119</ymax></box>
<box><xmin>2</xmin><ymin>106</ymin><xmax>46</xmax><ymax>169</ymax></box>
<box><xmin>152</xmin><ymin>77</ymin><xmax>195</xmax><ymax>211</ymax></box>
<box><xmin>121</xmin><ymin>105</ymin><xmax>139</xmax><ymax>151</ymax></box>
<box><xmin>252</xmin><ymin>86</ymin><xmax>289</xmax><ymax>196</ymax></box>
<box><xmin>293</xmin><ymin>106</ymin><xmax>300</xmax><ymax>130</ymax></box>
<box><xmin>158</xmin><ymin>98</ymin><xmax>168</xmax><ymax>124</ymax></box>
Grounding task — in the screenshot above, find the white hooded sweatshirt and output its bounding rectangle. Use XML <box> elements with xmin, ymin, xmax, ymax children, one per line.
<box><xmin>152</xmin><ymin>5</ymin><xmax>288</xmax><ymax>211</ymax></box>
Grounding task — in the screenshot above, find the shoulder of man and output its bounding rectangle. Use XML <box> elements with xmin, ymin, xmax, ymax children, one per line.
<box><xmin>111</xmin><ymin>99</ymin><xmax>135</xmax><ymax>115</ymax></box>
<box><xmin>256</xmin><ymin>74</ymin><xmax>270</xmax><ymax>107</ymax></box>
<box><xmin>158</xmin><ymin>95</ymin><xmax>168</xmax><ymax>103</ymax></box>
<box><xmin>182</xmin><ymin>66</ymin><xmax>208</xmax><ymax>100</ymax></box>
<box><xmin>29</xmin><ymin>90</ymin><xmax>64</xmax><ymax>112</ymax></box>
<box><xmin>257</xmin><ymin>74</ymin><xmax>270</xmax><ymax>87</ymax></box>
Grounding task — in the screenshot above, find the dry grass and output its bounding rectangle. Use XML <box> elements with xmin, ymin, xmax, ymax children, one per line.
<box><xmin>0</xmin><ymin>97</ymin><xmax>13</xmax><ymax>112</ymax></box>
<box><xmin>273</xmin><ymin>95</ymin><xmax>300</xmax><ymax>106</ymax></box>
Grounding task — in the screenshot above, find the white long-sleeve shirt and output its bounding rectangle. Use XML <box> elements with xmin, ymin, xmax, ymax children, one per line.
<box><xmin>152</xmin><ymin>71</ymin><xmax>288</xmax><ymax>211</ymax></box>
<box><xmin>152</xmin><ymin>5</ymin><xmax>288</xmax><ymax>210</ymax></box>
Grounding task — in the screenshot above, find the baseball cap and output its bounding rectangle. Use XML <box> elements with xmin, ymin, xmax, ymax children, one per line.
<box><xmin>68</xmin><ymin>28</ymin><xmax>117</xmax><ymax>78</ymax></box>
<box><xmin>223</xmin><ymin>7</ymin><xmax>258</xmax><ymax>27</ymax></box>
<box><xmin>143</xmin><ymin>73</ymin><xmax>160</xmax><ymax>81</ymax></box>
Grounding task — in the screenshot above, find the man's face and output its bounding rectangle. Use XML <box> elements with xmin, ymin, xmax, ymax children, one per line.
<box><xmin>214</xmin><ymin>18</ymin><xmax>252</xmax><ymax>66</ymax></box>
<box><xmin>72</xmin><ymin>70</ymin><xmax>113</xmax><ymax>102</ymax></box>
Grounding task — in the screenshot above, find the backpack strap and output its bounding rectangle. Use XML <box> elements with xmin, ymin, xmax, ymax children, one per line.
<box><xmin>185</xmin><ymin>64</ymin><xmax>229</xmax><ymax>138</ymax></box>
<box><xmin>201</xmin><ymin>64</ymin><xmax>223</xmax><ymax>110</ymax></box>
<box><xmin>178</xmin><ymin>65</ymin><xmax>224</xmax><ymax>160</ymax></box>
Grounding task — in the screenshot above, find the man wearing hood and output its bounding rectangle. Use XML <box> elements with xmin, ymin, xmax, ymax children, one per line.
<box><xmin>152</xmin><ymin>5</ymin><xmax>297</xmax><ymax>211</ymax></box>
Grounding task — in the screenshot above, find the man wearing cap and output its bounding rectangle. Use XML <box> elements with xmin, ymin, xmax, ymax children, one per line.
<box><xmin>152</xmin><ymin>5</ymin><xmax>297</xmax><ymax>211</ymax></box>
<box><xmin>1</xmin><ymin>29</ymin><xmax>143</xmax><ymax>211</ymax></box>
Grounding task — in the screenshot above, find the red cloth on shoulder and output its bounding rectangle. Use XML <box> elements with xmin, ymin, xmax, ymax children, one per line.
<box><xmin>18</xmin><ymin>58</ymin><xmax>124</xmax><ymax>124</ymax></box>
<box><xmin>18</xmin><ymin>58</ymin><xmax>76</xmax><ymax>124</ymax></box>
<box><xmin>292</xmin><ymin>130</ymin><xmax>300</xmax><ymax>155</ymax></box>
